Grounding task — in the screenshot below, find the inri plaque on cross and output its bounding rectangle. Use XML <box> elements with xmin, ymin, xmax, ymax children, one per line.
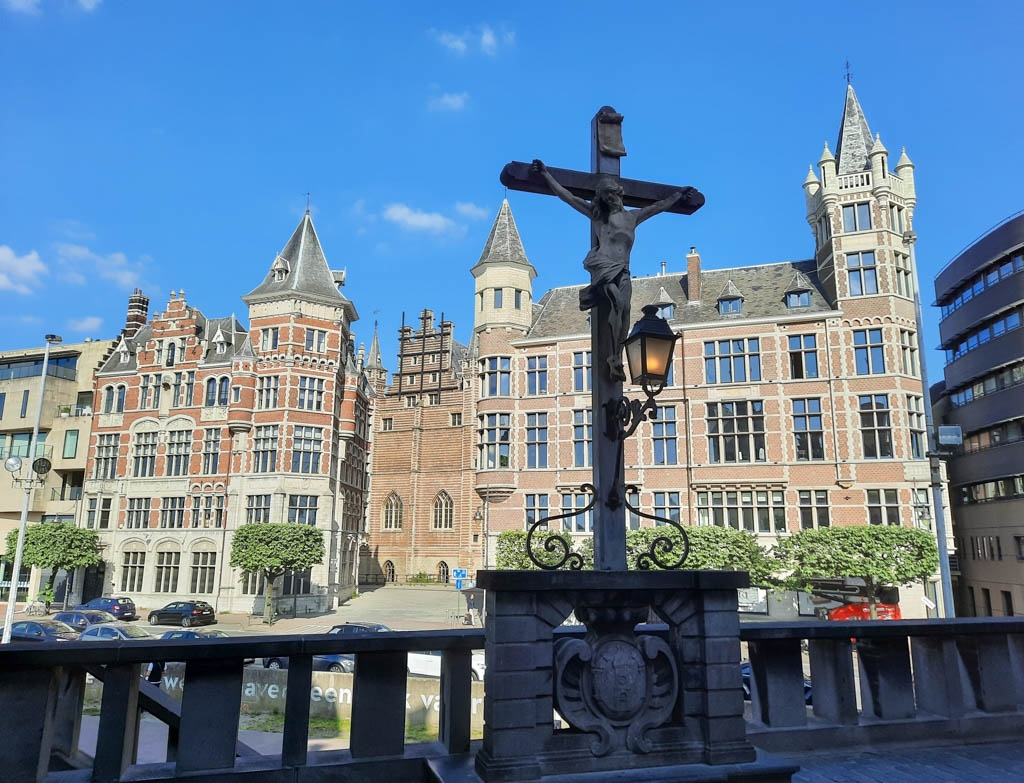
<box><xmin>500</xmin><ymin>106</ymin><xmax>705</xmax><ymax>571</ymax></box>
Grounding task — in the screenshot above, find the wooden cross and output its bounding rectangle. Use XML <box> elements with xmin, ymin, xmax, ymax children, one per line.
<box><xmin>499</xmin><ymin>106</ymin><xmax>704</xmax><ymax>570</ymax></box>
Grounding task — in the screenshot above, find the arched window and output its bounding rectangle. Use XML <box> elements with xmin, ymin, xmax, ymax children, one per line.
<box><xmin>205</xmin><ymin>378</ymin><xmax>217</xmax><ymax>406</ymax></box>
<box><xmin>103</xmin><ymin>386</ymin><xmax>114</xmax><ymax>414</ymax></box>
<box><xmin>432</xmin><ymin>491</ymin><xmax>453</xmax><ymax>530</ymax></box>
<box><xmin>218</xmin><ymin>377</ymin><xmax>230</xmax><ymax>406</ymax></box>
<box><xmin>383</xmin><ymin>560</ymin><xmax>396</xmax><ymax>583</ymax></box>
<box><xmin>115</xmin><ymin>385</ymin><xmax>127</xmax><ymax>413</ymax></box>
<box><xmin>437</xmin><ymin>561</ymin><xmax>450</xmax><ymax>584</ymax></box>
<box><xmin>383</xmin><ymin>493</ymin><xmax>403</xmax><ymax>530</ymax></box>
<box><xmin>166</xmin><ymin>342</ymin><xmax>176</xmax><ymax>368</ymax></box>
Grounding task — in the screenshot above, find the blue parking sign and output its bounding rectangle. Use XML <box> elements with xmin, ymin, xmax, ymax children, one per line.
<box><xmin>453</xmin><ymin>568</ymin><xmax>468</xmax><ymax>579</ymax></box>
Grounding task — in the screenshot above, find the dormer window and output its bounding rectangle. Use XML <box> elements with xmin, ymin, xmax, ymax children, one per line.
<box><xmin>658</xmin><ymin>304</ymin><xmax>674</xmax><ymax>319</ymax></box>
<box><xmin>216</xmin><ymin>341</ymin><xmax>227</xmax><ymax>354</ymax></box>
<box><xmin>718</xmin><ymin>297</ymin><xmax>742</xmax><ymax>315</ymax></box>
<box><xmin>271</xmin><ymin>256</ymin><xmax>290</xmax><ymax>282</ymax></box>
<box><xmin>119</xmin><ymin>349</ymin><xmax>130</xmax><ymax>364</ymax></box>
<box><xmin>786</xmin><ymin>291</ymin><xmax>811</xmax><ymax>308</ymax></box>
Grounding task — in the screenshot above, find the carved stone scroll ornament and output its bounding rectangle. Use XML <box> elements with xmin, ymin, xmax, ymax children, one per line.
<box><xmin>553</xmin><ymin>602</ymin><xmax>678</xmax><ymax>756</ymax></box>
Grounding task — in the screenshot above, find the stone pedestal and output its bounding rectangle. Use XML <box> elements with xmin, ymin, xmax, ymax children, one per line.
<box><xmin>474</xmin><ymin>570</ymin><xmax>796</xmax><ymax>783</ymax></box>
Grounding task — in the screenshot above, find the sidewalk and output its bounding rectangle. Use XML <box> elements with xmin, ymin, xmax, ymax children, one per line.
<box><xmin>215</xmin><ymin>585</ymin><xmax>473</xmax><ymax>635</ymax></box>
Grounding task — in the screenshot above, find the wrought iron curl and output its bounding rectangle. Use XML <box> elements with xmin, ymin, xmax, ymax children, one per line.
<box><xmin>525</xmin><ymin>483</ymin><xmax>597</xmax><ymax>570</ymax></box>
<box><xmin>624</xmin><ymin>484</ymin><xmax>690</xmax><ymax>570</ymax></box>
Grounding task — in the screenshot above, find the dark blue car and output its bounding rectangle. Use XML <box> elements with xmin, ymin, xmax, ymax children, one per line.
<box><xmin>75</xmin><ymin>596</ymin><xmax>137</xmax><ymax>620</ymax></box>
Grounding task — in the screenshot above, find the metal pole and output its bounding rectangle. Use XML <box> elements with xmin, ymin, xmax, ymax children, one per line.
<box><xmin>904</xmin><ymin>231</ymin><xmax>956</xmax><ymax>617</ymax></box>
<box><xmin>3</xmin><ymin>336</ymin><xmax>58</xmax><ymax>643</ymax></box>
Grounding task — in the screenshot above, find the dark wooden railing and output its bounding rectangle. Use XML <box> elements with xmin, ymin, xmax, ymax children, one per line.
<box><xmin>1</xmin><ymin>619</ymin><xmax>1022</xmax><ymax>782</ymax></box>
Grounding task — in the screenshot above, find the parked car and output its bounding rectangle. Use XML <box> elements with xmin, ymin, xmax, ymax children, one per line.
<box><xmin>262</xmin><ymin>653</ymin><xmax>354</xmax><ymax>673</ymax></box>
<box><xmin>408</xmin><ymin>650</ymin><xmax>486</xmax><ymax>681</ymax></box>
<box><xmin>147</xmin><ymin>600</ymin><xmax>216</xmax><ymax>627</ymax></box>
<box><xmin>740</xmin><ymin>661</ymin><xmax>812</xmax><ymax>705</ymax></box>
<box><xmin>75</xmin><ymin>596</ymin><xmax>137</xmax><ymax>620</ymax></box>
<box><xmin>327</xmin><ymin>622</ymin><xmax>392</xmax><ymax>635</ymax></box>
<box><xmin>1</xmin><ymin>619</ymin><xmax>79</xmax><ymax>642</ymax></box>
<box><xmin>828</xmin><ymin>603</ymin><xmax>902</xmax><ymax>621</ymax></box>
<box><xmin>52</xmin><ymin>609</ymin><xmax>117</xmax><ymax>632</ymax></box>
<box><xmin>160</xmin><ymin>629</ymin><xmax>255</xmax><ymax>665</ymax></box>
<box><xmin>79</xmin><ymin>623</ymin><xmax>153</xmax><ymax>641</ymax></box>
<box><xmin>159</xmin><ymin>629</ymin><xmax>230</xmax><ymax>641</ymax></box>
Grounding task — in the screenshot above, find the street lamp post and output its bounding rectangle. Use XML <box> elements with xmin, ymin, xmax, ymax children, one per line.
<box><xmin>904</xmin><ymin>230</ymin><xmax>956</xmax><ymax>618</ymax></box>
<box><xmin>2</xmin><ymin>334</ymin><xmax>62</xmax><ymax>644</ymax></box>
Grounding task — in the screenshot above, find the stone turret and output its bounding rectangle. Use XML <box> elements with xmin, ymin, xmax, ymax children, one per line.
<box><xmin>471</xmin><ymin>199</ymin><xmax>537</xmax><ymax>333</ymax></box>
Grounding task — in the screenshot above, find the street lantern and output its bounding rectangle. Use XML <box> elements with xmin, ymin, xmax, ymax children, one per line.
<box><xmin>623</xmin><ymin>304</ymin><xmax>678</xmax><ymax>396</ymax></box>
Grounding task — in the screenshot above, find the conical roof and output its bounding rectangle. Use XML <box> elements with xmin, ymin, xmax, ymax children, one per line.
<box><xmin>470</xmin><ymin>199</ymin><xmax>536</xmax><ymax>278</ymax></box>
<box><xmin>365</xmin><ymin>322</ymin><xmax>384</xmax><ymax>370</ymax></box>
<box><xmin>244</xmin><ymin>213</ymin><xmax>350</xmax><ymax>307</ymax></box>
<box><xmin>835</xmin><ymin>84</ymin><xmax>873</xmax><ymax>175</ymax></box>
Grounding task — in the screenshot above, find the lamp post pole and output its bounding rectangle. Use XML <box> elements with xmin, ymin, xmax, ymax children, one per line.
<box><xmin>3</xmin><ymin>334</ymin><xmax>61</xmax><ymax>644</ymax></box>
<box><xmin>904</xmin><ymin>230</ymin><xmax>956</xmax><ymax>618</ymax></box>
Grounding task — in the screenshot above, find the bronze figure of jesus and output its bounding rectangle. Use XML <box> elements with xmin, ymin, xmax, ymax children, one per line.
<box><xmin>531</xmin><ymin>159</ymin><xmax>683</xmax><ymax>381</ymax></box>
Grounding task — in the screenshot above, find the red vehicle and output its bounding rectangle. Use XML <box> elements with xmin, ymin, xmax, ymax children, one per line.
<box><xmin>828</xmin><ymin>603</ymin><xmax>902</xmax><ymax>621</ymax></box>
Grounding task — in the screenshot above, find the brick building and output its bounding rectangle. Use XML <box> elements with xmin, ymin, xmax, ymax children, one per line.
<box><xmin>366</xmin><ymin>85</ymin><xmax>948</xmax><ymax>617</ymax></box>
<box><xmin>81</xmin><ymin>213</ymin><xmax>372</xmax><ymax>614</ymax></box>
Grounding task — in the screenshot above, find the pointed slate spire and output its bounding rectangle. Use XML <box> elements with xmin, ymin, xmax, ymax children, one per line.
<box><xmin>835</xmin><ymin>83</ymin><xmax>873</xmax><ymax>175</ymax></box>
<box><xmin>470</xmin><ymin>199</ymin><xmax>537</xmax><ymax>278</ymax></box>
<box><xmin>365</xmin><ymin>321</ymin><xmax>384</xmax><ymax>371</ymax></box>
<box><xmin>244</xmin><ymin>213</ymin><xmax>350</xmax><ymax>307</ymax></box>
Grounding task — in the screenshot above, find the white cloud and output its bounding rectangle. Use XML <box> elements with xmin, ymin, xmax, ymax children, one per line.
<box><xmin>432</xmin><ymin>30</ymin><xmax>468</xmax><ymax>54</ymax></box>
<box><xmin>431</xmin><ymin>24</ymin><xmax>514</xmax><ymax>56</ymax></box>
<box><xmin>55</xmin><ymin>243</ymin><xmax>148</xmax><ymax>290</ymax></box>
<box><xmin>50</xmin><ymin>218</ymin><xmax>96</xmax><ymax>241</ymax></box>
<box><xmin>455</xmin><ymin>201</ymin><xmax>489</xmax><ymax>220</ymax></box>
<box><xmin>1</xmin><ymin>0</ymin><xmax>41</xmax><ymax>13</ymax></box>
<box><xmin>2</xmin><ymin>0</ymin><xmax>101</xmax><ymax>12</ymax></box>
<box><xmin>383</xmin><ymin>203</ymin><xmax>463</xmax><ymax>236</ymax></box>
<box><xmin>68</xmin><ymin>315</ymin><xmax>103</xmax><ymax>333</ymax></box>
<box><xmin>480</xmin><ymin>25</ymin><xmax>497</xmax><ymax>55</ymax></box>
<box><xmin>428</xmin><ymin>92</ymin><xmax>468</xmax><ymax>111</ymax></box>
<box><xmin>0</xmin><ymin>245</ymin><xmax>48</xmax><ymax>294</ymax></box>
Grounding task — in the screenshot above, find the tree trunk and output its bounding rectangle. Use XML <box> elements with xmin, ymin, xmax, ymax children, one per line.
<box><xmin>263</xmin><ymin>572</ymin><xmax>275</xmax><ymax>624</ymax></box>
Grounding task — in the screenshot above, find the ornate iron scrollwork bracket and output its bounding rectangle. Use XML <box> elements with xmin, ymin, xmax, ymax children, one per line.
<box><xmin>624</xmin><ymin>484</ymin><xmax>690</xmax><ymax>570</ymax></box>
<box><xmin>604</xmin><ymin>395</ymin><xmax>657</xmax><ymax>442</ymax></box>
<box><xmin>526</xmin><ymin>483</ymin><xmax>596</xmax><ymax>570</ymax></box>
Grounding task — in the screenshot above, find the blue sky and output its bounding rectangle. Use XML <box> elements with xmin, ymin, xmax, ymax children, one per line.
<box><xmin>2</xmin><ymin>1</ymin><xmax>1021</xmax><ymax>377</ymax></box>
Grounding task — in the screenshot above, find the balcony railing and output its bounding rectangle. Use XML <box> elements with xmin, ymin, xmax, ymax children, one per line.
<box><xmin>1</xmin><ymin>619</ymin><xmax>1022</xmax><ymax>782</ymax></box>
<box><xmin>0</xmin><ymin>443</ymin><xmax>54</xmax><ymax>460</ymax></box>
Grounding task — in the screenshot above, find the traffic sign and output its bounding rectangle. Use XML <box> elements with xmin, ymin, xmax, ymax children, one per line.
<box><xmin>454</xmin><ymin>579</ymin><xmax>464</xmax><ymax>590</ymax></box>
<box><xmin>452</xmin><ymin>568</ymin><xmax>468</xmax><ymax>579</ymax></box>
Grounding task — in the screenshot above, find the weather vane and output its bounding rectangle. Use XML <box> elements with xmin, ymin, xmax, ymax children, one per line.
<box><xmin>844</xmin><ymin>60</ymin><xmax>853</xmax><ymax>85</ymax></box>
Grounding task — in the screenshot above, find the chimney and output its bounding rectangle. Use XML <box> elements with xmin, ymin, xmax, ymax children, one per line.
<box><xmin>660</xmin><ymin>261</ymin><xmax>667</xmax><ymax>276</ymax></box>
<box><xmin>125</xmin><ymin>288</ymin><xmax>150</xmax><ymax>338</ymax></box>
<box><xmin>686</xmin><ymin>247</ymin><xmax>702</xmax><ymax>303</ymax></box>
<box><xmin>420</xmin><ymin>309</ymin><xmax>435</xmax><ymax>333</ymax></box>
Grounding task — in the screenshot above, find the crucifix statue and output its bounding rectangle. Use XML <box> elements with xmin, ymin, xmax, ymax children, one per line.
<box><xmin>501</xmin><ymin>106</ymin><xmax>704</xmax><ymax>570</ymax></box>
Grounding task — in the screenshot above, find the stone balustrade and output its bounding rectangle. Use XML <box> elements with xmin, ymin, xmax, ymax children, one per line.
<box><xmin>0</xmin><ymin>617</ymin><xmax>1022</xmax><ymax>782</ymax></box>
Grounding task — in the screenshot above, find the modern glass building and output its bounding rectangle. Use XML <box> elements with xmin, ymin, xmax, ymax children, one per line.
<box><xmin>934</xmin><ymin>212</ymin><xmax>1024</xmax><ymax>617</ymax></box>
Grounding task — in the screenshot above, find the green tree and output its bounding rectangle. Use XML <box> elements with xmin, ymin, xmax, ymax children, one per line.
<box><xmin>494</xmin><ymin>530</ymin><xmax>594</xmax><ymax>570</ymax></box>
<box><xmin>773</xmin><ymin>526</ymin><xmax>939</xmax><ymax>619</ymax></box>
<box><xmin>4</xmin><ymin>523</ymin><xmax>101</xmax><ymax>608</ymax></box>
<box><xmin>494</xmin><ymin>527</ymin><xmax>771</xmax><ymax>583</ymax></box>
<box><xmin>625</xmin><ymin>526</ymin><xmax>773</xmax><ymax>584</ymax></box>
<box><xmin>230</xmin><ymin>523</ymin><xmax>325</xmax><ymax>623</ymax></box>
